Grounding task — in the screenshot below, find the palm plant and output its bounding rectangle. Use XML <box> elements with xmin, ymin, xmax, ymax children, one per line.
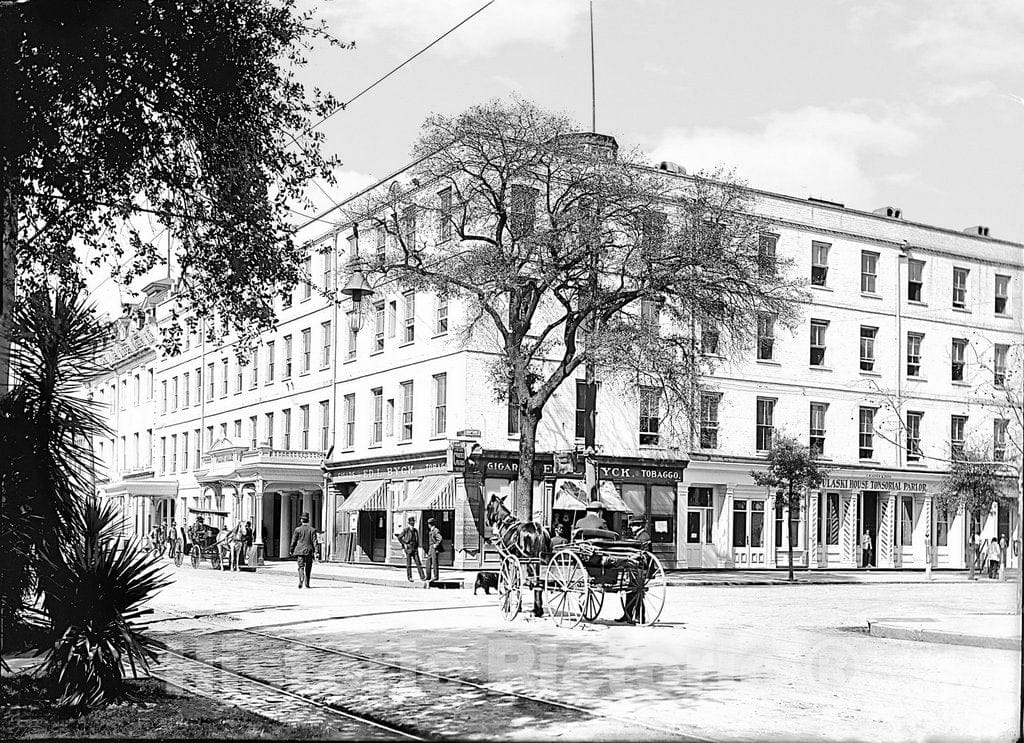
<box><xmin>37</xmin><ymin>497</ymin><xmax>169</xmax><ymax>708</ymax></box>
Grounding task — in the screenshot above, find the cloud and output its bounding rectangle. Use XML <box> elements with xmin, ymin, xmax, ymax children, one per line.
<box><xmin>647</xmin><ymin>104</ymin><xmax>934</xmax><ymax>209</ymax></box>
<box><xmin>317</xmin><ymin>0</ymin><xmax>589</xmax><ymax>60</ymax></box>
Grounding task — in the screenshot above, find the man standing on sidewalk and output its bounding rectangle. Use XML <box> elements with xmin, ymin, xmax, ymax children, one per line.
<box><xmin>399</xmin><ymin>516</ymin><xmax>426</xmax><ymax>583</ymax></box>
<box><xmin>425</xmin><ymin>517</ymin><xmax>443</xmax><ymax>584</ymax></box>
<box><xmin>290</xmin><ymin>512</ymin><xmax>318</xmax><ymax>589</ymax></box>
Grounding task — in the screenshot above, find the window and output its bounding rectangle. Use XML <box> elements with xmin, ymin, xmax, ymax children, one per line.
<box><xmin>642</xmin><ymin>210</ymin><xmax>667</xmax><ymax>260</ymax></box>
<box><xmin>220</xmin><ymin>422</ymin><xmax>227</xmax><ymax>440</ymax></box>
<box><xmin>510</xmin><ymin>184</ymin><xmax>538</xmax><ymax>237</ymax></box>
<box><xmin>181</xmin><ymin>432</ymin><xmax>188</xmax><ymax>470</ymax></box>
<box><xmin>344</xmin><ymin>314</ymin><xmax>357</xmax><ymax>360</ymax></box>
<box><xmin>952</xmin><ymin>267</ymin><xmax>969</xmax><ymax>309</ymax></box>
<box><xmin>375</xmin><ymin>226</ymin><xmax>386</xmax><ymax>264</ymax></box>
<box><xmin>194</xmin><ymin>368</ymin><xmax>202</xmax><ymax>403</ymax></box>
<box><xmin>283</xmin><ymin>335</ymin><xmax>293</xmax><ymax>378</ymax></box>
<box><xmin>386</xmin><ymin>398</ymin><xmax>395</xmax><ymax>438</ymax></box>
<box><xmin>301</xmin><ymin>328</ymin><xmax>311</xmax><ymax>372</ymax></box>
<box><xmin>433</xmin><ymin>373</ymin><xmax>447</xmax><ymax>436</ymax></box>
<box><xmin>388</xmin><ymin>299</ymin><xmax>397</xmax><ymax>338</ymax></box>
<box><xmin>435</xmin><ymin>296</ymin><xmax>449</xmax><ymax>335</ymax></box>
<box><xmin>439</xmin><ymin>187</ymin><xmax>453</xmax><ymax>242</ymax></box>
<box><xmin>900</xmin><ymin>496</ymin><xmax>913</xmax><ymax>546</ymax></box>
<box><xmin>161</xmin><ymin>381</ymin><xmax>167</xmax><ymax>413</ymax></box>
<box><xmin>950</xmin><ymin>415</ymin><xmax>966</xmax><ymax>459</ymax></box>
<box><xmin>906</xmin><ymin>333</ymin><xmax>923</xmax><ymax>377</ymax></box>
<box><xmin>638</xmin><ymin>387</ymin><xmax>661</xmax><ymax>446</ymax></box>
<box><xmin>951</xmin><ymin>338</ymin><xmax>967</xmax><ymax>382</ymax></box>
<box><xmin>994</xmin><ymin>419</ymin><xmax>1008</xmax><ymax>462</ymax></box>
<box><xmin>400</xmin><ymin>206</ymin><xmax>417</xmax><ymax>251</ymax></box>
<box><xmin>907</xmin><ymin>259</ymin><xmax>924</xmax><ymax>302</ymax></box>
<box><xmin>371</xmin><ymin>389</ymin><xmax>383</xmax><ymax>444</ymax></box>
<box><xmin>221</xmin><ymin>358</ymin><xmax>229</xmax><ymax>396</ymax></box>
<box><xmin>860</xmin><ymin>326</ymin><xmax>877</xmax><ymax>371</ymax></box>
<box><xmin>132</xmin><ymin>432</ymin><xmax>139</xmax><ymax>469</ymax></box>
<box><xmin>809</xmin><ymin>319</ymin><xmax>828</xmax><ymax>366</ymax></box>
<box><xmin>206</xmin><ymin>425</ymin><xmax>214</xmax><ymax>449</ymax></box>
<box><xmin>235</xmin><ymin>359</ymin><xmax>242</xmax><ymax>392</ymax></box>
<box><xmin>120</xmin><ymin>379</ymin><xmax>127</xmax><ymax>410</ymax></box>
<box><xmin>994</xmin><ymin>344</ymin><xmax>1008</xmax><ymax>387</ymax></box>
<box><xmin>233</xmin><ymin>419</ymin><xmax>242</xmax><ymax>438</ymax></box>
<box><xmin>322</xmin><ymin>249</ymin><xmax>333</xmax><ymax>292</ymax></box>
<box><xmin>302</xmin><ymin>254</ymin><xmax>312</xmax><ymax>300</ymax></box>
<box><xmin>265</xmin><ymin>412</ymin><xmax>275</xmax><ymax>450</ymax></box>
<box><xmin>321</xmin><ymin>321</ymin><xmax>332</xmax><ymax>367</ymax></box>
<box><xmin>401</xmin><ymin>382</ymin><xmax>414</xmax><ymax>440</ymax></box>
<box><xmin>145</xmin><ymin>429</ymin><xmax>153</xmax><ymax>468</ymax></box>
<box><xmin>403</xmin><ymin>291</ymin><xmax>415</xmax><ymax>344</ymax></box>
<box><xmin>700</xmin><ymin>392</ymin><xmax>719</xmax><ymax>449</ymax></box>
<box><xmin>995</xmin><ymin>274</ymin><xmax>1010</xmax><ymax>315</ymax></box>
<box><xmin>343</xmin><ymin>394</ymin><xmax>355</xmax><ymax>449</ymax></box>
<box><xmin>282</xmin><ymin>409</ymin><xmax>292</xmax><ymax>450</ymax></box>
<box><xmin>809</xmin><ymin>402</ymin><xmax>827</xmax><ymax>455</ymax></box>
<box><xmin>281</xmin><ymin>287</ymin><xmax>292</xmax><ymax>309</ymax></box>
<box><xmin>758</xmin><ymin>233</ymin><xmax>777</xmax><ymax>277</ymax></box>
<box><xmin>373</xmin><ymin>302</ymin><xmax>385</xmax><ymax>352</ymax></box>
<box><xmin>687</xmin><ymin>487</ymin><xmax>714</xmax><ymax>544</ymax></box>
<box><xmin>159</xmin><ymin>437</ymin><xmax>166</xmax><ymax>474</ymax></box>
<box><xmin>811</xmin><ymin>241</ymin><xmax>829</xmax><ymax>286</ymax></box>
<box><xmin>132</xmin><ymin>373</ymin><xmax>140</xmax><ymax>405</ymax></box>
<box><xmin>935</xmin><ymin>507</ymin><xmax>949</xmax><ymax>547</ymax></box>
<box><xmin>906</xmin><ymin>411</ymin><xmax>922</xmax><ymax>462</ymax></box>
<box><xmin>192</xmin><ymin>428</ymin><xmax>199</xmax><ymax>468</ymax></box>
<box><xmin>640</xmin><ymin>298</ymin><xmax>661</xmax><ymax>332</ymax></box>
<box><xmin>207</xmin><ymin>362</ymin><xmax>215</xmax><ymax>400</ymax></box>
<box><xmin>859</xmin><ymin>407</ymin><xmax>875</xmax><ymax>459</ymax></box>
<box><xmin>294</xmin><ymin>405</ymin><xmax>306</xmax><ymax>449</ymax></box>
<box><xmin>248</xmin><ymin>416</ymin><xmax>257</xmax><ymax>450</ymax></box>
<box><xmin>170</xmin><ymin>434</ymin><xmax>177</xmax><ymax>473</ymax></box>
<box><xmin>860</xmin><ymin>251</ymin><xmax>879</xmax><ymax>293</ymax></box>
<box><xmin>701</xmin><ymin>318</ymin><xmax>720</xmax><ymax>355</ymax></box>
<box><xmin>507</xmin><ymin>388</ymin><xmax>520</xmax><ymax>436</ymax></box>
<box><xmin>171</xmin><ymin>377</ymin><xmax>178</xmax><ymax>410</ymax></box>
<box><xmin>182</xmin><ymin>372</ymin><xmax>190</xmax><ymax>407</ymax></box>
<box><xmin>756</xmin><ymin>313</ymin><xmax>775</xmax><ymax>360</ymax></box>
<box><xmin>266</xmin><ymin>341</ymin><xmax>275</xmax><ymax>382</ymax></box>
<box><xmin>756</xmin><ymin>398</ymin><xmax>775</xmax><ymax>452</ymax></box>
<box><xmin>575</xmin><ymin>380</ymin><xmax>589</xmax><ymax>440</ymax></box>
<box><xmin>147</xmin><ymin>369</ymin><xmax>154</xmax><ymax>400</ymax></box>
<box><xmin>250</xmin><ymin>349</ymin><xmax>258</xmax><ymax>388</ymax></box>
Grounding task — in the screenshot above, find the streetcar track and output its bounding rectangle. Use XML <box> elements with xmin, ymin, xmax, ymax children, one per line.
<box><xmin>155</xmin><ymin>607</ymin><xmax>713</xmax><ymax>742</ymax></box>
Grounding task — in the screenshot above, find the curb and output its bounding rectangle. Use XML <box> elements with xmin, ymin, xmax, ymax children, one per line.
<box><xmin>867</xmin><ymin>620</ymin><xmax>1021</xmax><ymax>650</ymax></box>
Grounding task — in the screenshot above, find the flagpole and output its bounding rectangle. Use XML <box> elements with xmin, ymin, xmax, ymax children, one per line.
<box><xmin>590</xmin><ymin>1</ymin><xmax>596</xmax><ymax>131</ymax></box>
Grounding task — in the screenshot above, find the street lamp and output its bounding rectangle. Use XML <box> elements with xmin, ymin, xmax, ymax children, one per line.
<box><xmin>340</xmin><ymin>224</ymin><xmax>374</xmax><ymax>331</ymax></box>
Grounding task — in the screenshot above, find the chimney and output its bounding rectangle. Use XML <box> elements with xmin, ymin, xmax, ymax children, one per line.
<box><xmin>657</xmin><ymin>161</ymin><xmax>686</xmax><ymax>175</ymax></box>
<box><xmin>873</xmin><ymin>206</ymin><xmax>903</xmax><ymax>219</ymax></box>
<box><xmin>963</xmin><ymin>225</ymin><xmax>991</xmax><ymax>237</ymax></box>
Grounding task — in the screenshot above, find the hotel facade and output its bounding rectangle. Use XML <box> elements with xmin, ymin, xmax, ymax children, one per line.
<box><xmin>87</xmin><ymin>141</ymin><xmax>1022</xmax><ymax>572</ymax></box>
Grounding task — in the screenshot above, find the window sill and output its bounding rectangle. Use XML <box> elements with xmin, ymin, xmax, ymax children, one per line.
<box><xmin>367</xmin><ymin>444</ymin><xmax>382</xmax><ymax>450</ymax></box>
<box><xmin>808</xmin><ymin>365</ymin><xmax>833</xmax><ymax>372</ymax></box>
<box><xmin>300</xmin><ymin>371</ymin><xmax>310</xmax><ymax>377</ymax></box>
<box><xmin>371</xmin><ymin>350</ymin><xmax>384</xmax><ymax>357</ymax></box>
<box><xmin>432</xmin><ymin>332</ymin><xmax>449</xmax><ymax>339</ymax></box>
<box><xmin>951</xmin><ymin>380</ymin><xmax>971</xmax><ymax>387</ymax></box>
<box><xmin>300</xmin><ymin>296</ymin><xmax>312</xmax><ymax>303</ymax></box>
<box><xmin>429</xmin><ymin>435</ymin><xmax>447</xmax><ymax>442</ymax></box>
<box><xmin>860</xmin><ymin>292</ymin><xmax>883</xmax><ymax>300</ymax></box>
<box><xmin>859</xmin><ymin>370</ymin><xmax>881</xmax><ymax>377</ymax></box>
<box><xmin>399</xmin><ymin>341</ymin><xmax>415</xmax><ymax>348</ymax></box>
<box><xmin>320</xmin><ymin>365</ymin><xmax>330</xmax><ymax>371</ymax></box>
<box><xmin>755</xmin><ymin>359</ymin><xmax>781</xmax><ymax>366</ymax></box>
<box><xmin>639</xmin><ymin>444</ymin><xmax>665</xmax><ymax>451</ymax></box>
<box><xmin>344</xmin><ymin>357</ymin><xmax>357</xmax><ymax>364</ymax></box>
<box><xmin>397</xmin><ymin>440</ymin><xmax>412</xmax><ymax>446</ymax></box>
<box><xmin>507</xmin><ymin>434</ymin><xmax>521</xmax><ymax>441</ymax></box>
<box><xmin>341</xmin><ymin>447</ymin><xmax>355</xmax><ymax>454</ymax></box>
<box><xmin>905</xmin><ymin>461</ymin><xmax>927</xmax><ymax>469</ymax></box>
<box><xmin>952</xmin><ymin>306</ymin><xmax>971</xmax><ymax>313</ymax></box>
<box><xmin>810</xmin><ymin>284</ymin><xmax>833</xmax><ymax>292</ymax></box>
<box><xmin>265</xmin><ymin>380</ymin><xmax>274</xmax><ymax>386</ymax></box>
<box><xmin>701</xmin><ymin>352</ymin><xmax>724</xmax><ymax>359</ymax></box>
<box><xmin>906</xmin><ymin>375</ymin><xmax>927</xmax><ymax>382</ymax></box>
<box><xmin>993</xmin><ymin>313</ymin><xmax>1013</xmax><ymax>320</ymax></box>
<box><xmin>859</xmin><ymin>459</ymin><xmax>881</xmax><ymax>465</ymax></box>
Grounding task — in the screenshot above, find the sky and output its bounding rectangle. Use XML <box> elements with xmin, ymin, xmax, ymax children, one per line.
<box><xmin>296</xmin><ymin>0</ymin><xmax>1024</xmax><ymax>240</ymax></box>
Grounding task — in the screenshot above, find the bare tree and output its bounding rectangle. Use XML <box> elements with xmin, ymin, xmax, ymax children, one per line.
<box><xmin>349</xmin><ymin>98</ymin><xmax>804</xmax><ymax>518</ymax></box>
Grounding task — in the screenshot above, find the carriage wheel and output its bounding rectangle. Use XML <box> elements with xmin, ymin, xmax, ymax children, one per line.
<box><xmin>211</xmin><ymin>552</ymin><xmax>222</xmax><ymax>570</ymax></box>
<box><xmin>544</xmin><ymin>551</ymin><xmax>589</xmax><ymax>628</ymax></box>
<box><xmin>621</xmin><ymin>552</ymin><xmax>667</xmax><ymax>626</ymax></box>
<box><xmin>581</xmin><ymin>585</ymin><xmax>605</xmax><ymax>621</ymax></box>
<box><xmin>498</xmin><ymin>556</ymin><xmax>523</xmax><ymax>621</ymax></box>
<box><xmin>190</xmin><ymin>548</ymin><xmax>199</xmax><ymax>569</ymax></box>
<box><xmin>174</xmin><ymin>549</ymin><xmax>183</xmax><ymax>568</ymax></box>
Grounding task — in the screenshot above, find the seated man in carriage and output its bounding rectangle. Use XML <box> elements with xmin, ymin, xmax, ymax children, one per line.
<box><xmin>573</xmin><ymin>501</ymin><xmax>622</xmax><ymax>543</ymax></box>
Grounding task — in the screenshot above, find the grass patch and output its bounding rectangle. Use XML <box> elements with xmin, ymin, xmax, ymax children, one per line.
<box><xmin>2</xmin><ymin>674</ymin><xmax>337</xmax><ymax>739</ymax></box>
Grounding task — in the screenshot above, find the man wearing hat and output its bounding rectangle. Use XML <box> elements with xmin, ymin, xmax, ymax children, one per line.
<box><xmin>289</xmin><ymin>512</ymin><xmax>318</xmax><ymax>588</ymax></box>
<box><xmin>575</xmin><ymin>501</ymin><xmax>608</xmax><ymax>531</ymax></box>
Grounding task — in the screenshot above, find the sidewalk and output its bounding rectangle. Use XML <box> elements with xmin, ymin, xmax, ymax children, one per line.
<box><xmin>257</xmin><ymin>559</ymin><xmax>1021</xmax><ymax>589</ymax></box>
<box><xmin>867</xmin><ymin>613</ymin><xmax>1022</xmax><ymax>650</ymax></box>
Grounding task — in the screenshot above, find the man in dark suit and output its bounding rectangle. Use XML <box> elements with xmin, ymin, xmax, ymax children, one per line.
<box><xmin>289</xmin><ymin>512</ymin><xmax>318</xmax><ymax>588</ymax></box>
<box><xmin>575</xmin><ymin>501</ymin><xmax>608</xmax><ymax>531</ymax></box>
<box><xmin>399</xmin><ymin>515</ymin><xmax>426</xmax><ymax>582</ymax></box>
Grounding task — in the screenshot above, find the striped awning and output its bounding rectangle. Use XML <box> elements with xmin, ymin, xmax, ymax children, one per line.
<box><xmin>598</xmin><ymin>481</ymin><xmax>631</xmax><ymax>512</ymax></box>
<box><xmin>402</xmin><ymin>476</ymin><xmax>456</xmax><ymax>511</ymax></box>
<box><xmin>339</xmin><ymin>479</ymin><xmax>387</xmax><ymax>511</ymax></box>
<box><xmin>553</xmin><ymin>481</ymin><xmax>588</xmax><ymax>511</ymax></box>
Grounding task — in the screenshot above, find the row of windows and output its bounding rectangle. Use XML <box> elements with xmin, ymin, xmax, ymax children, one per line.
<box><xmin>342</xmin><ymin>374</ymin><xmax>448</xmax><ymax>450</ymax></box>
<box><xmin>155</xmin><ymin>401</ymin><xmax>331</xmax><ymax>475</ymax></box>
<box><xmin>350</xmin><ymin>293</ymin><xmax>449</xmax><ymax>359</ymax></box>
<box><xmin>697</xmin><ymin>393</ymin><xmax>1008</xmax><ymax>462</ymax></box>
<box><xmin>754</xmin><ymin>315</ymin><xmax>1011</xmax><ymax>386</ymax></box>
<box><xmin>103</xmin><ymin>369</ymin><xmax>155</xmax><ymax>412</ymax></box>
<box><xmin>159</xmin><ymin>324</ymin><xmax>332</xmax><ymax>413</ymax></box>
<box><xmin>809</xmin><ymin>241</ymin><xmax>1012</xmax><ymax>316</ymax></box>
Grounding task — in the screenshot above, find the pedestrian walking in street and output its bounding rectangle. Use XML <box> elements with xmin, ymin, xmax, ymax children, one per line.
<box><xmin>399</xmin><ymin>516</ymin><xmax>426</xmax><ymax>582</ymax></box>
<box><xmin>228</xmin><ymin>523</ymin><xmax>245</xmax><ymax>571</ymax></box>
<box><xmin>999</xmin><ymin>533</ymin><xmax>1009</xmax><ymax>581</ymax></box>
<box><xmin>425</xmin><ymin>517</ymin><xmax>443</xmax><ymax>584</ymax></box>
<box><xmin>987</xmin><ymin>536</ymin><xmax>1002</xmax><ymax>579</ymax></box>
<box><xmin>290</xmin><ymin>512</ymin><xmax>318</xmax><ymax>588</ymax></box>
<box><xmin>166</xmin><ymin>520</ymin><xmax>179</xmax><ymax>558</ymax></box>
<box><xmin>242</xmin><ymin>521</ymin><xmax>254</xmax><ymax>566</ymax></box>
<box><xmin>861</xmin><ymin>529</ymin><xmax>873</xmax><ymax>568</ymax></box>
<box><xmin>968</xmin><ymin>531</ymin><xmax>980</xmax><ymax>580</ymax></box>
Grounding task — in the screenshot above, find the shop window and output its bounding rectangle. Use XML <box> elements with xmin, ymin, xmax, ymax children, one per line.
<box><xmin>900</xmin><ymin>496</ymin><xmax>913</xmax><ymax>546</ymax></box>
<box><xmin>650</xmin><ymin>485</ymin><xmax>676</xmax><ymax>544</ymax></box>
<box><xmin>936</xmin><ymin>507</ymin><xmax>949</xmax><ymax>547</ymax></box>
<box><xmin>826</xmin><ymin>493</ymin><xmax>840</xmax><ymax>546</ymax></box>
<box><xmin>733</xmin><ymin>500</ymin><xmax>748</xmax><ymax>548</ymax></box>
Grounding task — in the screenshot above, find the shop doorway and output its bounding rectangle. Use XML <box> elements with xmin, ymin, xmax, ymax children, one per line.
<box><xmin>861</xmin><ymin>492</ymin><xmax>879</xmax><ymax>567</ymax></box>
<box><xmin>422</xmin><ymin>509</ymin><xmax>455</xmax><ymax>566</ymax></box>
<box><xmin>685</xmin><ymin>487</ymin><xmax>715</xmax><ymax>567</ymax></box>
<box><xmin>732</xmin><ymin>499</ymin><xmax>766</xmax><ymax>567</ymax></box>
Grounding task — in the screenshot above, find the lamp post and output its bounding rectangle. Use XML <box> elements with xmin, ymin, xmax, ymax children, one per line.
<box><xmin>340</xmin><ymin>224</ymin><xmax>375</xmax><ymax>331</ymax></box>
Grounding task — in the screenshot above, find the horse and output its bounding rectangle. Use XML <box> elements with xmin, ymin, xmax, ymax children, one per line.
<box><xmin>486</xmin><ymin>494</ymin><xmax>552</xmax><ymax>617</ymax></box>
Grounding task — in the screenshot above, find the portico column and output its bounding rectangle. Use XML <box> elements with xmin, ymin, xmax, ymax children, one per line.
<box><xmin>253</xmin><ymin>478</ymin><xmax>265</xmax><ymax>564</ymax></box>
<box><xmin>808</xmin><ymin>491</ymin><xmax>819</xmax><ymax>568</ymax></box>
<box><xmin>724</xmin><ymin>485</ymin><xmax>735</xmax><ymax>568</ymax></box>
<box><xmin>279</xmin><ymin>492</ymin><xmax>292</xmax><ymax>558</ymax></box>
<box><xmin>302</xmin><ymin>491</ymin><xmax>314</xmax><ymax>522</ymax></box>
<box><xmin>323</xmin><ymin>478</ymin><xmax>333</xmax><ymax>561</ymax></box>
<box><xmin>844</xmin><ymin>492</ymin><xmax>859</xmax><ymax>566</ymax></box>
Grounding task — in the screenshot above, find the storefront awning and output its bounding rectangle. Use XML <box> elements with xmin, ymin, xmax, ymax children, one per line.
<box><xmin>598</xmin><ymin>481</ymin><xmax>631</xmax><ymax>512</ymax></box>
<box><xmin>188</xmin><ymin>507</ymin><xmax>230</xmax><ymax>516</ymax></box>
<box><xmin>554</xmin><ymin>481</ymin><xmax>588</xmax><ymax>511</ymax></box>
<box><xmin>339</xmin><ymin>479</ymin><xmax>387</xmax><ymax>511</ymax></box>
<box><xmin>402</xmin><ymin>475</ymin><xmax>456</xmax><ymax>511</ymax></box>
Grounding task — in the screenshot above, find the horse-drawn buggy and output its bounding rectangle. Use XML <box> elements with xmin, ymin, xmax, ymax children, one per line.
<box><xmin>181</xmin><ymin>509</ymin><xmax>230</xmax><ymax>570</ymax></box>
<box><xmin>487</xmin><ymin>495</ymin><xmax>667</xmax><ymax>628</ymax></box>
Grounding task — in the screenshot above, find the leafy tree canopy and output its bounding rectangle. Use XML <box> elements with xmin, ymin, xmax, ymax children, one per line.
<box><xmin>2</xmin><ymin>0</ymin><xmax>344</xmax><ymax>355</ymax></box>
<box><xmin>750</xmin><ymin>434</ymin><xmax>828</xmax><ymax>505</ymax></box>
<box><xmin>936</xmin><ymin>447</ymin><xmax>1014</xmax><ymax>521</ymax></box>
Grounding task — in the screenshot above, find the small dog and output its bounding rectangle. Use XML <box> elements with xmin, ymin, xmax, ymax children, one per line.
<box><xmin>473</xmin><ymin>571</ymin><xmax>499</xmax><ymax>595</ymax></box>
